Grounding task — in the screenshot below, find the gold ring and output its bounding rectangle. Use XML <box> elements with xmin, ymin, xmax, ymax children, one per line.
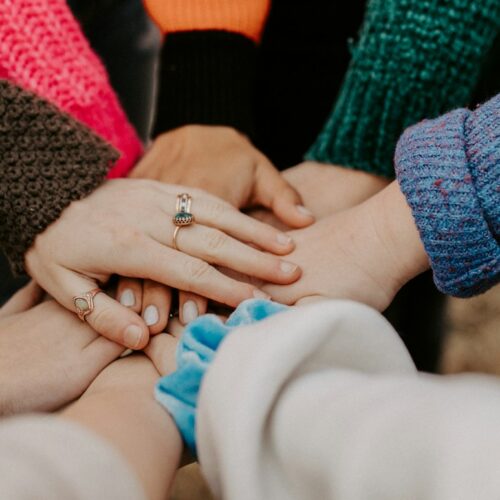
<box><xmin>73</xmin><ymin>288</ymin><xmax>103</xmax><ymax>322</ymax></box>
<box><xmin>172</xmin><ymin>193</ymin><xmax>194</xmax><ymax>250</ymax></box>
<box><xmin>172</xmin><ymin>225</ymin><xmax>181</xmax><ymax>250</ymax></box>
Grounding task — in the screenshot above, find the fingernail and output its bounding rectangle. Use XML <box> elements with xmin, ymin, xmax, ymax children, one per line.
<box><xmin>144</xmin><ymin>305</ymin><xmax>159</xmax><ymax>326</ymax></box>
<box><xmin>124</xmin><ymin>324</ymin><xmax>143</xmax><ymax>349</ymax></box>
<box><xmin>280</xmin><ymin>260</ymin><xmax>298</xmax><ymax>274</ymax></box>
<box><xmin>182</xmin><ymin>300</ymin><xmax>198</xmax><ymax>324</ymax></box>
<box><xmin>276</xmin><ymin>233</ymin><xmax>292</xmax><ymax>246</ymax></box>
<box><xmin>296</xmin><ymin>205</ymin><xmax>313</xmax><ymax>217</ymax></box>
<box><xmin>120</xmin><ymin>289</ymin><xmax>135</xmax><ymax>307</ymax></box>
<box><xmin>253</xmin><ymin>290</ymin><xmax>271</xmax><ymax>300</ymax></box>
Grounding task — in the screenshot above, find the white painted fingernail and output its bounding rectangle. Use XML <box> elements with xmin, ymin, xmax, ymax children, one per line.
<box><xmin>144</xmin><ymin>305</ymin><xmax>159</xmax><ymax>326</ymax></box>
<box><xmin>124</xmin><ymin>325</ymin><xmax>143</xmax><ymax>349</ymax></box>
<box><xmin>182</xmin><ymin>300</ymin><xmax>198</xmax><ymax>324</ymax></box>
<box><xmin>296</xmin><ymin>205</ymin><xmax>313</xmax><ymax>217</ymax></box>
<box><xmin>120</xmin><ymin>289</ymin><xmax>135</xmax><ymax>307</ymax></box>
<box><xmin>277</xmin><ymin>233</ymin><xmax>292</xmax><ymax>245</ymax></box>
<box><xmin>253</xmin><ymin>290</ymin><xmax>271</xmax><ymax>300</ymax></box>
<box><xmin>280</xmin><ymin>261</ymin><xmax>298</xmax><ymax>274</ymax></box>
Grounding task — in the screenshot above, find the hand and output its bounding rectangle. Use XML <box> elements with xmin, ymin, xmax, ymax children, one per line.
<box><xmin>262</xmin><ymin>183</ymin><xmax>429</xmax><ymax>311</ymax></box>
<box><xmin>251</xmin><ymin>161</ymin><xmax>391</xmax><ymax>229</ymax></box>
<box><xmin>26</xmin><ymin>179</ymin><xmax>301</xmax><ymax>349</ymax></box>
<box><xmin>0</xmin><ymin>281</ymin><xmax>123</xmax><ymax>415</ymax></box>
<box><xmin>130</xmin><ymin>125</ymin><xmax>314</xmax><ymax>228</ymax></box>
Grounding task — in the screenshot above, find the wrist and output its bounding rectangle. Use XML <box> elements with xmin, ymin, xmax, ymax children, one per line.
<box><xmin>369</xmin><ymin>182</ymin><xmax>429</xmax><ymax>289</ymax></box>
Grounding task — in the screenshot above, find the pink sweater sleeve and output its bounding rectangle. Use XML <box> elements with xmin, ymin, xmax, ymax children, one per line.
<box><xmin>0</xmin><ymin>0</ymin><xmax>142</xmax><ymax>178</ymax></box>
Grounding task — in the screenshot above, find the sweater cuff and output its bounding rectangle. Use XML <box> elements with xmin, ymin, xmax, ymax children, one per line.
<box><xmin>395</xmin><ymin>106</ymin><xmax>500</xmax><ymax>298</ymax></box>
<box><xmin>306</xmin><ymin>0</ymin><xmax>500</xmax><ymax>178</ymax></box>
<box><xmin>155</xmin><ymin>299</ymin><xmax>287</xmax><ymax>456</ymax></box>
<box><xmin>153</xmin><ymin>31</ymin><xmax>257</xmax><ymax>138</ymax></box>
<box><xmin>0</xmin><ymin>80</ymin><xmax>118</xmax><ymax>276</ymax></box>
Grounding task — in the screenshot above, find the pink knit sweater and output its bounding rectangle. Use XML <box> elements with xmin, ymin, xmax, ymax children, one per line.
<box><xmin>0</xmin><ymin>0</ymin><xmax>143</xmax><ymax>178</ymax></box>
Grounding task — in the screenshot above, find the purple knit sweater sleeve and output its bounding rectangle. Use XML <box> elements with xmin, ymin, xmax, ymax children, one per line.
<box><xmin>395</xmin><ymin>94</ymin><xmax>500</xmax><ymax>298</ymax></box>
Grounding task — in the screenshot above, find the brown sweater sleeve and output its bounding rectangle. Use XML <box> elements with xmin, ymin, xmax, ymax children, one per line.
<box><xmin>0</xmin><ymin>80</ymin><xmax>118</xmax><ymax>276</ymax></box>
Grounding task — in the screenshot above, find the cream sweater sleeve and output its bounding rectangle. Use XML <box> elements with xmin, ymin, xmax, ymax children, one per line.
<box><xmin>0</xmin><ymin>416</ymin><xmax>145</xmax><ymax>500</ymax></box>
<box><xmin>197</xmin><ymin>300</ymin><xmax>500</xmax><ymax>500</ymax></box>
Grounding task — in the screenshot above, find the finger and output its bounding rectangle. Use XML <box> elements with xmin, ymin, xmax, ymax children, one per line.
<box><xmin>115</xmin><ymin>240</ymin><xmax>270</xmax><ymax>308</ymax></box>
<box><xmin>116</xmin><ymin>277</ymin><xmax>143</xmax><ymax>313</ymax></box>
<box><xmin>157</xmin><ymin>189</ymin><xmax>295</xmax><ymax>256</ymax></box>
<box><xmin>172</xmin><ymin>224</ymin><xmax>301</xmax><ymax>285</ymax></box>
<box><xmin>141</xmin><ymin>280</ymin><xmax>172</xmax><ymax>335</ymax></box>
<box><xmin>143</xmin><ymin>333</ymin><xmax>178</xmax><ymax>376</ymax></box>
<box><xmin>178</xmin><ymin>291</ymin><xmax>207</xmax><ymax>325</ymax></box>
<box><xmin>260</xmin><ymin>282</ymin><xmax>301</xmax><ymax>306</ymax></box>
<box><xmin>165</xmin><ymin>317</ymin><xmax>185</xmax><ymax>338</ymax></box>
<box><xmin>0</xmin><ymin>281</ymin><xmax>44</xmax><ymax>317</ymax></box>
<box><xmin>81</xmin><ymin>335</ymin><xmax>125</xmax><ymax>374</ymax></box>
<box><xmin>51</xmin><ymin>269</ymin><xmax>150</xmax><ymax>350</ymax></box>
<box><xmin>255</xmin><ymin>159</ymin><xmax>314</xmax><ymax>228</ymax></box>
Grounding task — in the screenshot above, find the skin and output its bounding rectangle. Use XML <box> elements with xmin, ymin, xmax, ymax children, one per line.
<box><xmin>262</xmin><ymin>181</ymin><xmax>430</xmax><ymax>310</ymax></box>
<box><xmin>63</xmin><ymin>353</ymin><xmax>181</xmax><ymax>500</ymax></box>
<box><xmin>127</xmin><ymin>125</ymin><xmax>316</xmax><ymax>325</ymax></box>
<box><xmin>25</xmin><ymin>179</ymin><xmax>301</xmax><ymax>349</ymax></box>
<box><xmin>252</xmin><ymin>161</ymin><xmax>391</xmax><ymax>229</ymax></box>
<box><xmin>0</xmin><ymin>282</ymin><xmax>123</xmax><ymax>416</ymax></box>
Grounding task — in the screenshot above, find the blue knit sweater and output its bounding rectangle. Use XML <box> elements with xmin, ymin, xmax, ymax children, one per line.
<box><xmin>395</xmin><ymin>94</ymin><xmax>500</xmax><ymax>298</ymax></box>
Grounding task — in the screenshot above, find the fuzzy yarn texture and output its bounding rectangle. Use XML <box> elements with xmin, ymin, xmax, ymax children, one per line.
<box><xmin>0</xmin><ymin>0</ymin><xmax>142</xmax><ymax>178</ymax></box>
<box><xmin>155</xmin><ymin>299</ymin><xmax>287</xmax><ymax>456</ymax></box>
<box><xmin>307</xmin><ymin>0</ymin><xmax>500</xmax><ymax>178</ymax></box>
<box><xmin>396</xmin><ymin>94</ymin><xmax>500</xmax><ymax>298</ymax></box>
<box><xmin>0</xmin><ymin>80</ymin><xmax>118</xmax><ymax>275</ymax></box>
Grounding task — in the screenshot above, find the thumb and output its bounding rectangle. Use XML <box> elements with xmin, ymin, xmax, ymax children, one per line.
<box><xmin>254</xmin><ymin>159</ymin><xmax>314</xmax><ymax>228</ymax></box>
<box><xmin>53</xmin><ymin>269</ymin><xmax>150</xmax><ymax>350</ymax></box>
<box><xmin>0</xmin><ymin>280</ymin><xmax>44</xmax><ymax>318</ymax></box>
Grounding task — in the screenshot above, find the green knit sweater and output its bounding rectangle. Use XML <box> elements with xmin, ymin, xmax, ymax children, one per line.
<box><xmin>306</xmin><ymin>0</ymin><xmax>500</xmax><ymax>178</ymax></box>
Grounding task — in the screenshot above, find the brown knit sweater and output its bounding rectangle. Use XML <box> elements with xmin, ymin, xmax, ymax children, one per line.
<box><xmin>0</xmin><ymin>79</ymin><xmax>118</xmax><ymax>275</ymax></box>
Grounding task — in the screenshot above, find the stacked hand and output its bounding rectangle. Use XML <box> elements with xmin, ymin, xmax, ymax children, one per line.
<box><xmin>25</xmin><ymin>179</ymin><xmax>301</xmax><ymax>349</ymax></box>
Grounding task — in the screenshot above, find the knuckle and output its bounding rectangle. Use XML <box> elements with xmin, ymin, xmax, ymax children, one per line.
<box><xmin>204</xmin><ymin>230</ymin><xmax>227</xmax><ymax>253</ymax></box>
<box><xmin>184</xmin><ymin>259</ymin><xmax>211</xmax><ymax>282</ymax></box>
<box><xmin>89</xmin><ymin>305</ymin><xmax>116</xmax><ymax>333</ymax></box>
<box><xmin>205</xmin><ymin>201</ymin><xmax>226</xmax><ymax>220</ymax></box>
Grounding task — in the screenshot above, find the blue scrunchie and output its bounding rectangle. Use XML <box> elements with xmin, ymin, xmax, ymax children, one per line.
<box><xmin>155</xmin><ymin>299</ymin><xmax>287</xmax><ymax>456</ymax></box>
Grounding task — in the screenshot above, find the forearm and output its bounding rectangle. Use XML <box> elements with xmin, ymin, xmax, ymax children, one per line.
<box><xmin>62</xmin><ymin>358</ymin><xmax>182</xmax><ymax>500</ymax></box>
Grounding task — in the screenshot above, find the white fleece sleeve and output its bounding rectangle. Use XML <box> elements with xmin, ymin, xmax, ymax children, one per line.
<box><xmin>0</xmin><ymin>415</ymin><xmax>145</xmax><ymax>500</ymax></box>
<box><xmin>196</xmin><ymin>300</ymin><xmax>500</xmax><ymax>500</ymax></box>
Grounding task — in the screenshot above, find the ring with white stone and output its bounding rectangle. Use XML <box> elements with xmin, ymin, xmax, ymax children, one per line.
<box><xmin>73</xmin><ymin>288</ymin><xmax>103</xmax><ymax>322</ymax></box>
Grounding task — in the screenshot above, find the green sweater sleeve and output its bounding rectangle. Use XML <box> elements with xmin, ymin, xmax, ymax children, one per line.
<box><xmin>306</xmin><ymin>0</ymin><xmax>500</xmax><ymax>178</ymax></box>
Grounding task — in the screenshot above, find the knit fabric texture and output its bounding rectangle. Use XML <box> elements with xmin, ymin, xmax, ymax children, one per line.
<box><xmin>155</xmin><ymin>299</ymin><xmax>287</xmax><ymax>456</ymax></box>
<box><xmin>0</xmin><ymin>0</ymin><xmax>142</xmax><ymax>178</ymax></box>
<box><xmin>307</xmin><ymin>0</ymin><xmax>500</xmax><ymax>178</ymax></box>
<box><xmin>0</xmin><ymin>80</ymin><xmax>118</xmax><ymax>275</ymax></box>
<box><xmin>154</xmin><ymin>31</ymin><xmax>258</xmax><ymax>137</ymax></box>
<box><xmin>144</xmin><ymin>0</ymin><xmax>270</xmax><ymax>42</ymax></box>
<box><xmin>395</xmin><ymin>94</ymin><xmax>500</xmax><ymax>298</ymax></box>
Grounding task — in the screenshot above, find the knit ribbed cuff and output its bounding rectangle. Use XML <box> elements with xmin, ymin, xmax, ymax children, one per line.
<box><xmin>395</xmin><ymin>103</ymin><xmax>500</xmax><ymax>298</ymax></box>
<box><xmin>154</xmin><ymin>31</ymin><xmax>257</xmax><ymax>138</ymax></box>
<box><xmin>0</xmin><ymin>80</ymin><xmax>117</xmax><ymax>276</ymax></box>
<box><xmin>306</xmin><ymin>0</ymin><xmax>500</xmax><ymax>178</ymax></box>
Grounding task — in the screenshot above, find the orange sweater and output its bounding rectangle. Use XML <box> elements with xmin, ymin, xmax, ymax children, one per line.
<box><xmin>143</xmin><ymin>0</ymin><xmax>271</xmax><ymax>43</ymax></box>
